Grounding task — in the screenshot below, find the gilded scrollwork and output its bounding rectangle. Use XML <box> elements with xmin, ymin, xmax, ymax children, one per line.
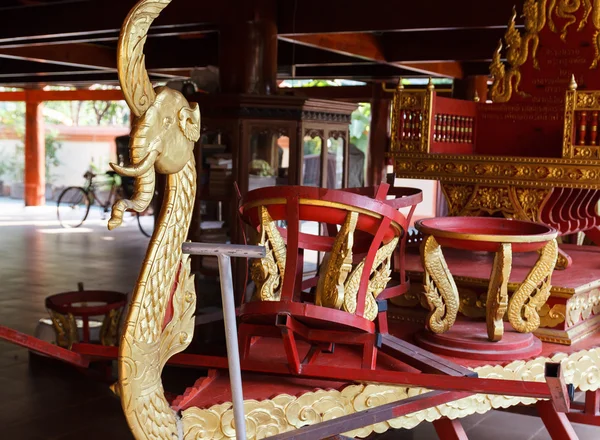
<box><xmin>566</xmin><ymin>288</ymin><xmax>600</xmax><ymax>325</ymax></box>
<box><xmin>486</xmin><ymin>243</ymin><xmax>512</xmax><ymax>341</ymax></box>
<box><xmin>316</xmin><ymin>212</ymin><xmax>358</xmax><ymax>309</ymax></box>
<box><xmin>539</xmin><ymin>303</ymin><xmax>567</xmax><ymax>327</ymax></box>
<box><xmin>250</xmin><ymin>206</ymin><xmax>287</xmax><ymax>302</ymax></box>
<box><xmin>343</xmin><ymin>236</ymin><xmax>399</xmax><ymax>321</ymax></box>
<box><xmin>100</xmin><ymin>308</ymin><xmax>122</xmax><ymax>346</ymax></box>
<box><xmin>420</xmin><ymin>235</ymin><xmax>459</xmax><ymax>333</ymax></box>
<box><xmin>181</xmin><ymin>347</ymin><xmax>600</xmax><ymax>439</ymax></box>
<box><xmin>508</xmin><ymin>239</ymin><xmax>558</xmax><ymax>333</ymax></box>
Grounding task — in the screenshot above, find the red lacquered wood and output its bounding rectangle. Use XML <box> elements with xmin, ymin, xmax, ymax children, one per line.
<box><xmin>356</xmin><ymin>217</ymin><xmax>390</xmax><ymax>318</ymax></box>
<box><xmin>433</xmin><ymin>418</ymin><xmax>468</xmax><ymax>440</ymax></box>
<box><xmin>281</xmin><ymin>196</ymin><xmax>300</xmax><ymax>302</ymax></box>
<box><xmin>415</xmin><ymin>217</ymin><xmax>557</xmax><ymax>253</ymax></box>
<box><xmin>45</xmin><ymin>290</ymin><xmax>127</xmax><ymax>317</ymax></box>
<box><xmin>0</xmin><ymin>325</ymin><xmax>89</xmax><ymax>368</ymax></box>
<box><xmin>239</xmin><ymin>301</ymin><xmax>376</xmax><ymax>334</ymax></box>
<box><xmin>558</xmin><ymin>188</ymin><xmax>575</xmax><ymax>234</ymax></box>
<box><xmin>538</xmin><ymin>400</ymin><xmax>579</xmax><ymax>440</ymax></box>
<box><xmin>591</xmin><ymin>111</ymin><xmax>598</xmax><ymax>145</ymax></box>
<box><xmin>414</xmin><ymin>321</ymin><xmax>542</xmax><ymax>361</ymax></box>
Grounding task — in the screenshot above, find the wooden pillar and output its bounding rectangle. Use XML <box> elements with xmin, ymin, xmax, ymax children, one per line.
<box><xmin>453</xmin><ymin>75</ymin><xmax>489</xmax><ymax>101</ymax></box>
<box><xmin>24</xmin><ymin>98</ymin><xmax>45</xmax><ymax>206</ymax></box>
<box><xmin>219</xmin><ymin>0</ymin><xmax>277</xmax><ymax>94</ymax></box>
<box><xmin>367</xmin><ymin>84</ymin><xmax>390</xmax><ymax>186</ymax></box>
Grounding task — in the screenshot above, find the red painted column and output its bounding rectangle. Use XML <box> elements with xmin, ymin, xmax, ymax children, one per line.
<box><xmin>24</xmin><ymin>98</ymin><xmax>45</xmax><ymax>206</ymax></box>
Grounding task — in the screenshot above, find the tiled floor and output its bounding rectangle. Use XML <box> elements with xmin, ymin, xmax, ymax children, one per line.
<box><xmin>0</xmin><ymin>197</ymin><xmax>598</xmax><ymax>439</ymax></box>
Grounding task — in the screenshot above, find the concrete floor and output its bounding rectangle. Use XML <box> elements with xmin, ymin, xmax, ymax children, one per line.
<box><xmin>0</xmin><ymin>197</ymin><xmax>598</xmax><ymax>439</ymax></box>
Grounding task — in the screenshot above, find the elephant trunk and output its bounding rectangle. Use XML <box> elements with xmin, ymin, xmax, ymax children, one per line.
<box><xmin>108</xmin><ymin>167</ymin><xmax>156</xmax><ymax>230</ymax></box>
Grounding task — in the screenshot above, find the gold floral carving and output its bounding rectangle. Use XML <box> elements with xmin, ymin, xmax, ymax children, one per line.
<box><xmin>539</xmin><ymin>304</ymin><xmax>567</xmax><ymax>328</ymax></box>
<box><xmin>181</xmin><ymin>347</ymin><xmax>600</xmax><ymax>439</ymax></box>
<box><xmin>486</xmin><ymin>243</ymin><xmax>512</xmax><ymax>341</ymax></box>
<box><xmin>421</xmin><ymin>235</ymin><xmax>459</xmax><ymax>333</ymax></box>
<box><xmin>563</xmin><ymin>88</ymin><xmax>577</xmax><ymax>158</ymax></box>
<box><xmin>548</xmin><ymin>0</ymin><xmax>592</xmax><ymax>40</ymax></box>
<box><xmin>109</xmin><ymin>0</ymin><xmax>203</xmax><ymax>438</ymax></box>
<box><xmin>316</xmin><ymin>212</ymin><xmax>358</xmax><ymax>309</ymax></box>
<box><xmin>441</xmin><ymin>183</ymin><xmax>549</xmax><ymax>222</ymax></box>
<box><xmin>392</xmin><ymin>152</ymin><xmax>600</xmax><ymax>189</ymax></box>
<box><xmin>343</xmin><ymin>236</ymin><xmax>399</xmax><ymax>321</ymax></box>
<box><xmin>567</xmin><ymin>288</ymin><xmax>600</xmax><ymax>325</ymax></box>
<box><xmin>508</xmin><ymin>239</ymin><xmax>558</xmax><ymax>333</ymax></box>
<box><xmin>250</xmin><ymin>206</ymin><xmax>287</xmax><ymax>302</ymax></box>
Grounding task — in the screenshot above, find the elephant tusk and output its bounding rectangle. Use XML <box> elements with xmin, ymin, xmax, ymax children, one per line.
<box><xmin>110</xmin><ymin>149</ymin><xmax>159</xmax><ymax>177</ymax></box>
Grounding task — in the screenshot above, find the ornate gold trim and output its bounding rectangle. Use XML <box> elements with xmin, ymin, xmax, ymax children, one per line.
<box><xmin>391</xmin><ymin>152</ymin><xmax>600</xmax><ymax>189</ymax></box>
<box><xmin>567</xmin><ymin>288</ymin><xmax>600</xmax><ymax>326</ymax></box>
<box><xmin>487</xmin><ymin>243</ymin><xmax>512</xmax><ymax>341</ymax></box>
<box><xmin>538</xmin><ymin>303</ymin><xmax>566</xmax><ymax>328</ymax></box>
<box><xmin>181</xmin><ymin>347</ymin><xmax>600</xmax><ymax>439</ymax></box>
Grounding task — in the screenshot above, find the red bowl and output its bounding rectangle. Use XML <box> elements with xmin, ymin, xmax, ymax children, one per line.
<box><xmin>415</xmin><ymin>217</ymin><xmax>558</xmax><ymax>253</ymax></box>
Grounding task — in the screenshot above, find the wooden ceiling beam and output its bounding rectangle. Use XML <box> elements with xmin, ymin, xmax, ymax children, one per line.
<box><xmin>285</xmin><ymin>64</ymin><xmax>419</xmax><ymax>80</ymax></box>
<box><xmin>382</xmin><ymin>28</ymin><xmax>507</xmax><ymax>63</ymax></box>
<box><xmin>0</xmin><ymin>43</ymin><xmax>116</xmax><ymax>70</ymax></box>
<box><xmin>396</xmin><ymin>62</ymin><xmax>464</xmax><ymax>79</ymax></box>
<box><xmin>0</xmin><ymin>0</ymin><xmax>221</xmax><ymax>44</ymax></box>
<box><xmin>278</xmin><ymin>0</ymin><xmax>523</xmax><ymax>35</ymax></box>
<box><xmin>280</xmin><ymin>33</ymin><xmax>386</xmax><ymax>63</ymax></box>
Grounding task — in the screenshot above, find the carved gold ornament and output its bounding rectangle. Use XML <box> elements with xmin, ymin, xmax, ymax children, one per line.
<box><xmin>539</xmin><ymin>303</ymin><xmax>567</xmax><ymax>328</ymax></box>
<box><xmin>316</xmin><ymin>211</ymin><xmax>358</xmax><ymax>309</ymax></box>
<box><xmin>548</xmin><ymin>0</ymin><xmax>592</xmax><ymax>40</ymax></box>
<box><xmin>109</xmin><ymin>0</ymin><xmax>202</xmax><ymax>438</ymax></box>
<box><xmin>392</xmin><ymin>152</ymin><xmax>600</xmax><ymax>189</ymax></box>
<box><xmin>567</xmin><ymin>288</ymin><xmax>600</xmax><ymax>325</ymax></box>
<box><xmin>342</xmin><ymin>236</ymin><xmax>399</xmax><ymax>321</ymax></box>
<box><xmin>486</xmin><ymin>243</ymin><xmax>512</xmax><ymax>341</ymax></box>
<box><xmin>250</xmin><ymin>206</ymin><xmax>287</xmax><ymax>302</ymax></box>
<box><xmin>420</xmin><ymin>235</ymin><xmax>459</xmax><ymax>333</ymax></box>
<box><xmin>180</xmin><ymin>347</ymin><xmax>600</xmax><ymax>439</ymax></box>
<box><xmin>508</xmin><ymin>239</ymin><xmax>559</xmax><ymax>333</ymax></box>
<box><xmin>47</xmin><ymin>310</ymin><xmax>78</xmax><ymax>349</ymax></box>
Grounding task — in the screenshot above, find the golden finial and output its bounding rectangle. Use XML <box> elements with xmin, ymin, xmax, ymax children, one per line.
<box><xmin>474</xmin><ymin>90</ymin><xmax>481</xmax><ymax>102</ymax></box>
<box><xmin>427</xmin><ymin>77</ymin><xmax>435</xmax><ymax>91</ymax></box>
<box><xmin>569</xmin><ymin>74</ymin><xmax>578</xmax><ymax>90</ymax></box>
<box><xmin>397</xmin><ymin>77</ymin><xmax>404</xmax><ymax>91</ymax></box>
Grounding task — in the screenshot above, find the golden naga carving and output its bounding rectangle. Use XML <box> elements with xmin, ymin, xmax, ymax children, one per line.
<box><xmin>490</xmin><ymin>40</ymin><xmax>527</xmax><ymax>103</ymax></box>
<box><xmin>486</xmin><ymin>243</ymin><xmax>512</xmax><ymax>341</ymax></box>
<box><xmin>343</xmin><ymin>236</ymin><xmax>399</xmax><ymax>321</ymax></box>
<box><xmin>548</xmin><ymin>0</ymin><xmax>592</xmax><ymax>40</ymax></box>
<box><xmin>250</xmin><ymin>206</ymin><xmax>287</xmax><ymax>301</ymax></box>
<box><xmin>506</xmin><ymin>1</ymin><xmax>547</xmax><ymax>69</ymax></box>
<box><xmin>508</xmin><ymin>239</ymin><xmax>559</xmax><ymax>333</ymax></box>
<box><xmin>108</xmin><ymin>0</ymin><xmax>201</xmax><ymax>438</ymax></box>
<box><xmin>420</xmin><ymin>235</ymin><xmax>459</xmax><ymax>333</ymax></box>
<box><xmin>316</xmin><ymin>212</ymin><xmax>358</xmax><ymax>309</ymax></box>
<box><xmin>48</xmin><ymin>310</ymin><xmax>78</xmax><ymax>349</ymax></box>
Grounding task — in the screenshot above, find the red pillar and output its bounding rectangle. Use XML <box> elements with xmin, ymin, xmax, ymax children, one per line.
<box><xmin>24</xmin><ymin>98</ymin><xmax>45</xmax><ymax>206</ymax></box>
<box><xmin>367</xmin><ymin>84</ymin><xmax>390</xmax><ymax>186</ymax></box>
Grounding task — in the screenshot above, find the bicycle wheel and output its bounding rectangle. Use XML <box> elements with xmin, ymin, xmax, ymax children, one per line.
<box><xmin>137</xmin><ymin>205</ymin><xmax>155</xmax><ymax>237</ymax></box>
<box><xmin>57</xmin><ymin>187</ymin><xmax>90</xmax><ymax>228</ymax></box>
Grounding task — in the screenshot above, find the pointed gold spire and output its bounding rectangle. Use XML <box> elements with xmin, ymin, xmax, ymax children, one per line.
<box><xmin>569</xmin><ymin>74</ymin><xmax>578</xmax><ymax>91</ymax></box>
<box><xmin>474</xmin><ymin>90</ymin><xmax>481</xmax><ymax>102</ymax></box>
<box><xmin>427</xmin><ymin>77</ymin><xmax>435</xmax><ymax>91</ymax></box>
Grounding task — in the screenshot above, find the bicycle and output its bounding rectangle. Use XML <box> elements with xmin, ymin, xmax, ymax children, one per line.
<box><xmin>56</xmin><ymin>170</ymin><xmax>125</xmax><ymax>228</ymax></box>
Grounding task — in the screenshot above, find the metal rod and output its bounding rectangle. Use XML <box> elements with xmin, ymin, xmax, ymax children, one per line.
<box><xmin>182</xmin><ymin>242</ymin><xmax>265</xmax><ymax>258</ymax></box>
<box><xmin>217</xmin><ymin>254</ymin><xmax>247</xmax><ymax>440</ymax></box>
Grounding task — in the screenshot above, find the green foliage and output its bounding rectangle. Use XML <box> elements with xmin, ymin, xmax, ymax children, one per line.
<box><xmin>350</xmin><ymin>103</ymin><xmax>371</xmax><ymax>154</ymax></box>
